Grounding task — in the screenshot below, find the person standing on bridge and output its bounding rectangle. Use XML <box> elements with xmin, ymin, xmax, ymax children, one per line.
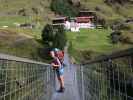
<box><xmin>50</xmin><ymin>48</ymin><xmax>65</xmax><ymax>92</ymax></box>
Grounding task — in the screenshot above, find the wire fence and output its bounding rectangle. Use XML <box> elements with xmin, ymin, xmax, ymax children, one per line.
<box><xmin>77</xmin><ymin>48</ymin><xmax>133</xmax><ymax>100</ymax></box>
<box><xmin>0</xmin><ymin>54</ymin><xmax>55</xmax><ymax>100</ymax></box>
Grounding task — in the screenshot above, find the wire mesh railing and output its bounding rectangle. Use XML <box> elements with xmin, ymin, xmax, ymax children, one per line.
<box><xmin>77</xmin><ymin>48</ymin><xmax>133</xmax><ymax>100</ymax></box>
<box><xmin>0</xmin><ymin>53</ymin><xmax>55</xmax><ymax>100</ymax></box>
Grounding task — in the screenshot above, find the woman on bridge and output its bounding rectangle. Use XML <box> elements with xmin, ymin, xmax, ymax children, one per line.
<box><xmin>50</xmin><ymin>48</ymin><xmax>65</xmax><ymax>92</ymax></box>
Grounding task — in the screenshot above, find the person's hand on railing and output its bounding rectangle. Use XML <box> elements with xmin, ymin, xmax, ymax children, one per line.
<box><xmin>51</xmin><ymin>63</ymin><xmax>59</xmax><ymax>70</ymax></box>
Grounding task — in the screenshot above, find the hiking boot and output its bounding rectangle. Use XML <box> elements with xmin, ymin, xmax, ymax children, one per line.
<box><xmin>57</xmin><ymin>87</ymin><xmax>65</xmax><ymax>93</ymax></box>
<box><xmin>61</xmin><ymin>87</ymin><xmax>65</xmax><ymax>92</ymax></box>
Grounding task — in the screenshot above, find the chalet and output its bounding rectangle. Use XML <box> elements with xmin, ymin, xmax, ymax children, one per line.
<box><xmin>52</xmin><ymin>17</ymin><xmax>70</xmax><ymax>29</ymax></box>
<box><xmin>76</xmin><ymin>16</ymin><xmax>94</xmax><ymax>28</ymax></box>
<box><xmin>52</xmin><ymin>11</ymin><xmax>96</xmax><ymax>32</ymax></box>
<box><xmin>73</xmin><ymin>11</ymin><xmax>96</xmax><ymax>29</ymax></box>
<box><xmin>52</xmin><ymin>17</ymin><xmax>67</xmax><ymax>25</ymax></box>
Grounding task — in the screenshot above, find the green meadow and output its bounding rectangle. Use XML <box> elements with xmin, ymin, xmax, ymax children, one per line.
<box><xmin>67</xmin><ymin>29</ymin><xmax>132</xmax><ymax>62</ymax></box>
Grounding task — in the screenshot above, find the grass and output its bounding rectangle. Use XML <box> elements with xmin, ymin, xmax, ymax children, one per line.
<box><xmin>0</xmin><ymin>15</ymin><xmax>45</xmax><ymax>60</ymax></box>
<box><xmin>0</xmin><ymin>0</ymin><xmax>52</xmax><ymax>16</ymax></box>
<box><xmin>0</xmin><ymin>0</ymin><xmax>54</xmax><ymax>39</ymax></box>
<box><xmin>0</xmin><ymin>28</ymin><xmax>44</xmax><ymax>61</ymax></box>
<box><xmin>66</xmin><ymin>29</ymin><xmax>132</xmax><ymax>62</ymax></box>
<box><xmin>0</xmin><ymin>15</ymin><xmax>45</xmax><ymax>38</ymax></box>
<box><xmin>0</xmin><ymin>16</ymin><xmax>30</xmax><ymax>27</ymax></box>
<box><xmin>81</xmin><ymin>0</ymin><xmax>133</xmax><ymax>26</ymax></box>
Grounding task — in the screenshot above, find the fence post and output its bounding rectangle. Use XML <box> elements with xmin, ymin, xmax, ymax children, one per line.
<box><xmin>4</xmin><ymin>60</ymin><xmax>8</xmax><ymax>100</ymax></box>
<box><xmin>81</xmin><ymin>65</ymin><xmax>85</xmax><ymax>100</ymax></box>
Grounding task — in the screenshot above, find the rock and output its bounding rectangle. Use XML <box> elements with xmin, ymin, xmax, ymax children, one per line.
<box><xmin>69</xmin><ymin>0</ymin><xmax>80</xmax><ymax>7</ymax></box>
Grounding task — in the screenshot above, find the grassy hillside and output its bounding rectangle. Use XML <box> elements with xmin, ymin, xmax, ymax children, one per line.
<box><xmin>0</xmin><ymin>29</ymin><xmax>44</xmax><ymax>60</ymax></box>
<box><xmin>0</xmin><ymin>0</ymin><xmax>54</xmax><ymax>60</ymax></box>
<box><xmin>67</xmin><ymin>29</ymin><xmax>132</xmax><ymax>62</ymax></box>
<box><xmin>80</xmin><ymin>0</ymin><xmax>133</xmax><ymax>22</ymax></box>
<box><xmin>0</xmin><ymin>16</ymin><xmax>45</xmax><ymax>60</ymax></box>
<box><xmin>60</xmin><ymin>0</ymin><xmax>133</xmax><ymax>62</ymax></box>
<box><xmin>0</xmin><ymin>0</ymin><xmax>55</xmax><ymax>30</ymax></box>
<box><xmin>0</xmin><ymin>0</ymin><xmax>54</xmax><ymax>18</ymax></box>
<box><xmin>0</xmin><ymin>0</ymin><xmax>55</xmax><ymax>34</ymax></box>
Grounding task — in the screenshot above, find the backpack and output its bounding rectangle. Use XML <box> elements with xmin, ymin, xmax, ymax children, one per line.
<box><xmin>55</xmin><ymin>51</ymin><xmax>64</xmax><ymax>64</ymax></box>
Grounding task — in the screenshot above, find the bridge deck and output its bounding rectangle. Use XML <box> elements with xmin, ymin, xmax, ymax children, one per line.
<box><xmin>51</xmin><ymin>52</ymin><xmax>80</xmax><ymax>100</ymax></box>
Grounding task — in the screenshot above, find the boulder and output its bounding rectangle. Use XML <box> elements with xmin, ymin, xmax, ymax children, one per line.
<box><xmin>69</xmin><ymin>0</ymin><xmax>80</xmax><ymax>7</ymax></box>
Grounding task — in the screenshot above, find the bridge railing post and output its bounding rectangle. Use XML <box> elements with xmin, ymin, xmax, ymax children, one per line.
<box><xmin>81</xmin><ymin>65</ymin><xmax>85</xmax><ymax>100</ymax></box>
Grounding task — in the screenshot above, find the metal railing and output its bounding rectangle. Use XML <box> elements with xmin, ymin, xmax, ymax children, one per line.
<box><xmin>77</xmin><ymin>48</ymin><xmax>133</xmax><ymax>100</ymax></box>
<box><xmin>0</xmin><ymin>53</ymin><xmax>55</xmax><ymax>100</ymax></box>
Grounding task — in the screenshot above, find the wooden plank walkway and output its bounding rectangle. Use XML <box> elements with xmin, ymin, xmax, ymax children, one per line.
<box><xmin>51</xmin><ymin>52</ymin><xmax>80</xmax><ymax>100</ymax></box>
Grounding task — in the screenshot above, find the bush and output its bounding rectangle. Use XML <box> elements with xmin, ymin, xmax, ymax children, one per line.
<box><xmin>112</xmin><ymin>23</ymin><xmax>132</xmax><ymax>30</ymax></box>
<box><xmin>42</xmin><ymin>24</ymin><xmax>54</xmax><ymax>47</ymax></box>
<box><xmin>110</xmin><ymin>31</ymin><xmax>122</xmax><ymax>43</ymax></box>
<box><xmin>110</xmin><ymin>31</ymin><xmax>133</xmax><ymax>44</ymax></box>
<box><xmin>50</xmin><ymin>0</ymin><xmax>79</xmax><ymax>17</ymax></box>
<box><xmin>120</xmin><ymin>36</ymin><xmax>133</xmax><ymax>44</ymax></box>
<box><xmin>53</xmin><ymin>25</ymin><xmax>67</xmax><ymax>50</ymax></box>
<box><xmin>42</xmin><ymin>24</ymin><xmax>67</xmax><ymax>50</ymax></box>
<box><xmin>38</xmin><ymin>47</ymin><xmax>52</xmax><ymax>60</ymax></box>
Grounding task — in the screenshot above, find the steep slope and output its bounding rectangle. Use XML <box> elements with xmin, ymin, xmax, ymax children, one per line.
<box><xmin>0</xmin><ymin>0</ymin><xmax>52</xmax><ymax>16</ymax></box>
<box><xmin>0</xmin><ymin>29</ymin><xmax>43</xmax><ymax>60</ymax></box>
<box><xmin>0</xmin><ymin>0</ymin><xmax>54</xmax><ymax>60</ymax></box>
<box><xmin>0</xmin><ymin>0</ymin><xmax>55</xmax><ymax>25</ymax></box>
<box><xmin>80</xmin><ymin>0</ymin><xmax>133</xmax><ymax>23</ymax></box>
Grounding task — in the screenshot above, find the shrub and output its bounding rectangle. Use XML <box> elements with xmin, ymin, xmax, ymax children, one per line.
<box><xmin>53</xmin><ymin>25</ymin><xmax>67</xmax><ymax>50</ymax></box>
<box><xmin>112</xmin><ymin>23</ymin><xmax>132</xmax><ymax>30</ymax></box>
<box><xmin>42</xmin><ymin>24</ymin><xmax>67</xmax><ymax>50</ymax></box>
<box><xmin>110</xmin><ymin>31</ymin><xmax>133</xmax><ymax>44</ymax></box>
<box><xmin>110</xmin><ymin>31</ymin><xmax>122</xmax><ymax>43</ymax></box>
<box><xmin>42</xmin><ymin>24</ymin><xmax>54</xmax><ymax>47</ymax></box>
<box><xmin>120</xmin><ymin>36</ymin><xmax>133</xmax><ymax>44</ymax></box>
<box><xmin>50</xmin><ymin>0</ymin><xmax>79</xmax><ymax>17</ymax></box>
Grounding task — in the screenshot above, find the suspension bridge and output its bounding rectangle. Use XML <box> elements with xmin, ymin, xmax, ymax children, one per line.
<box><xmin>0</xmin><ymin>48</ymin><xmax>133</xmax><ymax>100</ymax></box>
